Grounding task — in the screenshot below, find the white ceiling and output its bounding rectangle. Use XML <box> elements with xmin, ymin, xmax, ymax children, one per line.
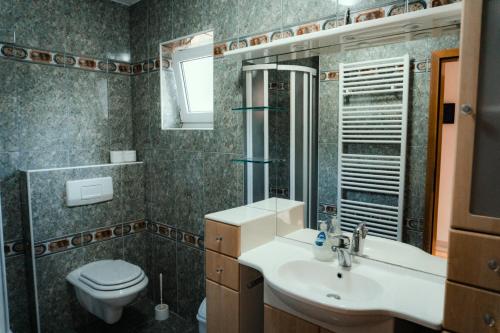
<box><xmin>110</xmin><ymin>0</ymin><xmax>142</xmax><ymax>6</ymax></box>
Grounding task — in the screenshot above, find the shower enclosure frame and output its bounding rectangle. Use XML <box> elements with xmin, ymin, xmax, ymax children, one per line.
<box><xmin>0</xmin><ymin>203</ymin><xmax>10</xmax><ymax>333</ymax></box>
<box><xmin>242</xmin><ymin>63</ymin><xmax>318</xmax><ymax>226</ymax></box>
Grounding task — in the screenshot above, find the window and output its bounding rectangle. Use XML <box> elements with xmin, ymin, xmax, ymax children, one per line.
<box><xmin>172</xmin><ymin>43</ymin><xmax>213</xmax><ymax>129</ymax></box>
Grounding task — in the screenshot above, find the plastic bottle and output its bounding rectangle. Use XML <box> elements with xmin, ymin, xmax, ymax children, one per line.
<box><xmin>312</xmin><ymin>221</ymin><xmax>334</xmax><ymax>261</ymax></box>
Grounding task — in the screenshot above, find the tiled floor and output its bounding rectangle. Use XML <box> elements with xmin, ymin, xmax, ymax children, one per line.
<box><xmin>74</xmin><ymin>298</ymin><xmax>197</xmax><ymax>333</ymax></box>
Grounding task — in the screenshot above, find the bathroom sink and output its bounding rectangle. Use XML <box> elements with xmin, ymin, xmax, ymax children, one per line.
<box><xmin>276</xmin><ymin>260</ymin><xmax>383</xmax><ymax>302</ymax></box>
<box><xmin>268</xmin><ymin>260</ymin><xmax>388</xmax><ymax>326</ymax></box>
<box><xmin>238</xmin><ymin>237</ymin><xmax>446</xmax><ymax>330</ymax></box>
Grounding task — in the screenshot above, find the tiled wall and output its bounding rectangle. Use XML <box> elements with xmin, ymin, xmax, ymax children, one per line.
<box><xmin>21</xmin><ymin>163</ymin><xmax>146</xmax><ymax>332</ymax></box>
<box><xmin>0</xmin><ymin>0</ymin><xmax>462</xmax><ymax>331</ymax></box>
<box><xmin>316</xmin><ymin>33</ymin><xmax>460</xmax><ymax>248</ymax></box>
<box><xmin>0</xmin><ymin>1</ymin><xmax>133</xmax><ymax>332</ymax></box>
<box><xmin>129</xmin><ymin>0</ymin><xmax>461</xmax><ymax>323</ymax></box>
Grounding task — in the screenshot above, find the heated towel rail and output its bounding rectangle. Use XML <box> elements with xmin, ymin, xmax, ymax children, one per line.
<box><xmin>337</xmin><ymin>55</ymin><xmax>410</xmax><ymax>240</ymax></box>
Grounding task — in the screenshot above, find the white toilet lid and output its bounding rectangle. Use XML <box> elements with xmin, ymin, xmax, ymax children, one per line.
<box><xmin>80</xmin><ymin>271</ymin><xmax>145</xmax><ymax>291</ymax></box>
<box><xmin>79</xmin><ymin>260</ymin><xmax>143</xmax><ymax>286</ymax></box>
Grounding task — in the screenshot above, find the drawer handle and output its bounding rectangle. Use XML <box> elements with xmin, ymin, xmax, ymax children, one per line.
<box><xmin>215</xmin><ymin>236</ymin><xmax>223</xmax><ymax>242</ymax></box>
<box><xmin>483</xmin><ymin>313</ymin><xmax>496</xmax><ymax>328</ymax></box>
<box><xmin>487</xmin><ymin>259</ymin><xmax>499</xmax><ymax>273</ymax></box>
<box><xmin>216</xmin><ymin>268</ymin><xmax>224</xmax><ymax>274</ymax></box>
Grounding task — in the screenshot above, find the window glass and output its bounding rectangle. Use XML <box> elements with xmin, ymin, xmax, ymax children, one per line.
<box><xmin>181</xmin><ymin>56</ymin><xmax>213</xmax><ymax>113</ymax></box>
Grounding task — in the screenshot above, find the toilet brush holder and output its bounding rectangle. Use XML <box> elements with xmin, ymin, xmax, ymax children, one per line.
<box><xmin>155</xmin><ymin>303</ymin><xmax>169</xmax><ymax>321</ymax></box>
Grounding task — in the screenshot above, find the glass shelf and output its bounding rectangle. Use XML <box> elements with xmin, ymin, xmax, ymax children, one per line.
<box><xmin>230</xmin><ymin>157</ymin><xmax>286</xmax><ymax>164</ymax></box>
<box><xmin>231</xmin><ymin>106</ymin><xmax>288</xmax><ymax>112</ymax></box>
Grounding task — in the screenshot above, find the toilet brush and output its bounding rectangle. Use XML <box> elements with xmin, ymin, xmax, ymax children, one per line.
<box><xmin>155</xmin><ymin>273</ymin><xmax>169</xmax><ymax>321</ymax></box>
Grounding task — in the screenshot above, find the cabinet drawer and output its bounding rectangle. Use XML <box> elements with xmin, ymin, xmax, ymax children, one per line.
<box><xmin>207</xmin><ymin>279</ymin><xmax>240</xmax><ymax>333</ymax></box>
<box><xmin>448</xmin><ymin>230</ymin><xmax>500</xmax><ymax>292</ymax></box>
<box><xmin>444</xmin><ymin>281</ymin><xmax>500</xmax><ymax>333</ymax></box>
<box><xmin>205</xmin><ymin>219</ymin><xmax>241</xmax><ymax>258</ymax></box>
<box><xmin>206</xmin><ymin>250</ymin><xmax>240</xmax><ymax>291</ymax></box>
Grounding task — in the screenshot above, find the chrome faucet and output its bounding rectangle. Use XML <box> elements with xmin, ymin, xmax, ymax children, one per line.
<box><xmin>331</xmin><ymin>234</ymin><xmax>352</xmax><ymax>267</ymax></box>
<box><xmin>330</xmin><ymin>223</ymin><xmax>368</xmax><ymax>268</ymax></box>
<box><xmin>351</xmin><ymin>223</ymin><xmax>368</xmax><ymax>256</ymax></box>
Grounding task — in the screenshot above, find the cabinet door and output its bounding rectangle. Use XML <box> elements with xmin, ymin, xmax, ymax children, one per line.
<box><xmin>452</xmin><ymin>0</ymin><xmax>500</xmax><ymax>235</ymax></box>
<box><xmin>206</xmin><ymin>250</ymin><xmax>240</xmax><ymax>291</ymax></box>
<box><xmin>205</xmin><ymin>220</ymin><xmax>241</xmax><ymax>257</ymax></box>
<box><xmin>207</xmin><ymin>279</ymin><xmax>239</xmax><ymax>333</ymax></box>
<box><xmin>264</xmin><ymin>305</ymin><xmax>319</xmax><ymax>333</ymax></box>
<box><xmin>444</xmin><ymin>282</ymin><xmax>500</xmax><ymax>333</ymax></box>
<box><xmin>447</xmin><ymin>230</ymin><xmax>500</xmax><ymax>292</ymax></box>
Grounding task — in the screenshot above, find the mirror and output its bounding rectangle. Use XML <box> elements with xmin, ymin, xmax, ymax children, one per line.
<box><xmin>160</xmin><ymin>31</ymin><xmax>214</xmax><ymax>130</ymax></box>
<box><xmin>239</xmin><ymin>23</ymin><xmax>461</xmax><ymax>272</ymax></box>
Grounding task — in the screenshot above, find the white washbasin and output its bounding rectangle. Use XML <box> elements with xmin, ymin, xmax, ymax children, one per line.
<box><xmin>238</xmin><ymin>237</ymin><xmax>446</xmax><ymax>331</ymax></box>
<box><xmin>276</xmin><ymin>260</ymin><xmax>383</xmax><ymax>302</ymax></box>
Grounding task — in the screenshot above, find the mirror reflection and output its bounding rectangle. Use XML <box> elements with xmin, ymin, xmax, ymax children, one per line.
<box><xmin>240</xmin><ymin>26</ymin><xmax>460</xmax><ymax>263</ymax></box>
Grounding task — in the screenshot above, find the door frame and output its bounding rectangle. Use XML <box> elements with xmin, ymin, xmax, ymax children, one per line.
<box><xmin>423</xmin><ymin>48</ymin><xmax>459</xmax><ymax>254</ymax></box>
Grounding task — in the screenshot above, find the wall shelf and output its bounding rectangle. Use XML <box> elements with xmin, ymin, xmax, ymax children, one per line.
<box><xmin>230</xmin><ymin>157</ymin><xmax>285</xmax><ymax>164</ymax></box>
<box><xmin>223</xmin><ymin>3</ymin><xmax>462</xmax><ymax>60</ymax></box>
<box><xmin>231</xmin><ymin>106</ymin><xmax>288</xmax><ymax>112</ymax></box>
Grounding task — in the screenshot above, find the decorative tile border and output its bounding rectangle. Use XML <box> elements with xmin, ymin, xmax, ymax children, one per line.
<box><xmin>320</xmin><ymin>70</ymin><xmax>339</xmax><ymax>81</ymax></box>
<box><xmin>0</xmin><ymin>1</ymin><xmax>456</xmax><ymax>75</ymax></box>
<box><xmin>4</xmin><ymin>239</ymin><xmax>25</xmax><ymax>258</ymax></box>
<box><xmin>269</xmin><ymin>187</ymin><xmax>289</xmax><ymax>198</ymax></box>
<box><xmin>404</xmin><ymin>217</ymin><xmax>424</xmax><ymax>231</ymax></box>
<box><xmin>5</xmin><ymin>219</ymin><xmax>205</xmax><ymax>258</ymax></box>
<box><xmin>0</xmin><ymin>43</ymin><xmax>133</xmax><ymax>75</ymax></box>
<box><xmin>32</xmin><ymin>219</ymin><xmax>147</xmax><ymax>258</ymax></box>
<box><xmin>213</xmin><ymin>0</ymin><xmax>459</xmax><ymax>58</ymax></box>
<box><xmin>319</xmin><ymin>202</ymin><xmax>337</xmax><ymax>215</ymax></box>
<box><xmin>147</xmin><ymin>221</ymin><xmax>204</xmax><ymax>250</ymax></box>
<box><xmin>269</xmin><ymin>81</ymin><xmax>289</xmax><ymax>91</ymax></box>
<box><xmin>0</xmin><ymin>41</ymin><xmax>166</xmax><ymax>76</ymax></box>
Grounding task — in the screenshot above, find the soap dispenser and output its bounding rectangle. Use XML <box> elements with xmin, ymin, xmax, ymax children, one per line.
<box><xmin>312</xmin><ymin>221</ymin><xmax>334</xmax><ymax>261</ymax></box>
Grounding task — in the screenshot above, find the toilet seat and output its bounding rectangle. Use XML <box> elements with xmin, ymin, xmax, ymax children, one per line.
<box><xmin>78</xmin><ymin>260</ymin><xmax>145</xmax><ymax>291</ymax></box>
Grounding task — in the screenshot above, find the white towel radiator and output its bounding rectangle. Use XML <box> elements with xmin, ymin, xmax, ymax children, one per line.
<box><xmin>337</xmin><ymin>55</ymin><xmax>410</xmax><ymax>240</ymax></box>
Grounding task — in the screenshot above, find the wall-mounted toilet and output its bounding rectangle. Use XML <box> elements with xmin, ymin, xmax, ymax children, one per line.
<box><xmin>67</xmin><ymin>259</ymin><xmax>148</xmax><ymax>324</ymax></box>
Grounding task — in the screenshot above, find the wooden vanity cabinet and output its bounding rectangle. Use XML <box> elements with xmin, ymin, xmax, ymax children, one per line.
<box><xmin>205</xmin><ymin>219</ymin><xmax>263</xmax><ymax>333</ymax></box>
<box><xmin>263</xmin><ymin>305</ymin><xmax>336</xmax><ymax>333</ymax></box>
<box><xmin>444</xmin><ymin>0</ymin><xmax>500</xmax><ymax>332</ymax></box>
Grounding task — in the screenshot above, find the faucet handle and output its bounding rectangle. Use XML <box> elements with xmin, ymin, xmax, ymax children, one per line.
<box><xmin>331</xmin><ymin>235</ymin><xmax>350</xmax><ymax>249</ymax></box>
<box><xmin>357</xmin><ymin>223</ymin><xmax>368</xmax><ymax>238</ymax></box>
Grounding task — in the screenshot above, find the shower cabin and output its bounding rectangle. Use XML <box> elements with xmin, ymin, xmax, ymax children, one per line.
<box><xmin>240</xmin><ymin>58</ymin><xmax>319</xmax><ymax>227</ymax></box>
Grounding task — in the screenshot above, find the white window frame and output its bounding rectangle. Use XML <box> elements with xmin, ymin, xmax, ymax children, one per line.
<box><xmin>172</xmin><ymin>43</ymin><xmax>213</xmax><ymax>129</ymax></box>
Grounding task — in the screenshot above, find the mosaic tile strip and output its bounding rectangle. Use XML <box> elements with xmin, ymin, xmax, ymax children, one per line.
<box><xmin>269</xmin><ymin>187</ymin><xmax>289</xmax><ymax>198</ymax></box>
<box><xmin>33</xmin><ymin>219</ymin><xmax>146</xmax><ymax>258</ymax></box>
<box><xmin>269</xmin><ymin>81</ymin><xmax>290</xmax><ymax>91</ymax></box>
<box><xmin>0</xmin><ymin>43</ymin><xmax>133</xmax><ymax>75</ymax></box>
<box><xmin>320</xmin><ymin>71</ymin><xmax>339</xmax><ymax>81</ymax></box>
<box><xmin>0</xmin><ymin>1</ymin><xmax>454</xmax><ymax>76</ymax></box>
<box><xmin>405</xmin><ymin>217</ymin><xmax>425</xmax><ymax>232</ymax></box>
<box><xmin>0</xmin><ymin>40</ymin><xmax>166</xmax><ymax>75</ymax></box>
<box><xmin>319</xmin><ymin>202</ymin><xmax>337</xmax><ymax>215</ymax></box>
<box><xmin>213</xmin><ymin>0</ymin><xmax>459</xmax><ymax>58</ymax></box>
<box><xmin>4</xmin><ymin>239</ymin><xmax>25</xmax><ymax>258</ymax></box>
<box><xmin>147</xmin><ymin>221</ymin><xmax>204</xmax><ymax>250</ymax></box>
